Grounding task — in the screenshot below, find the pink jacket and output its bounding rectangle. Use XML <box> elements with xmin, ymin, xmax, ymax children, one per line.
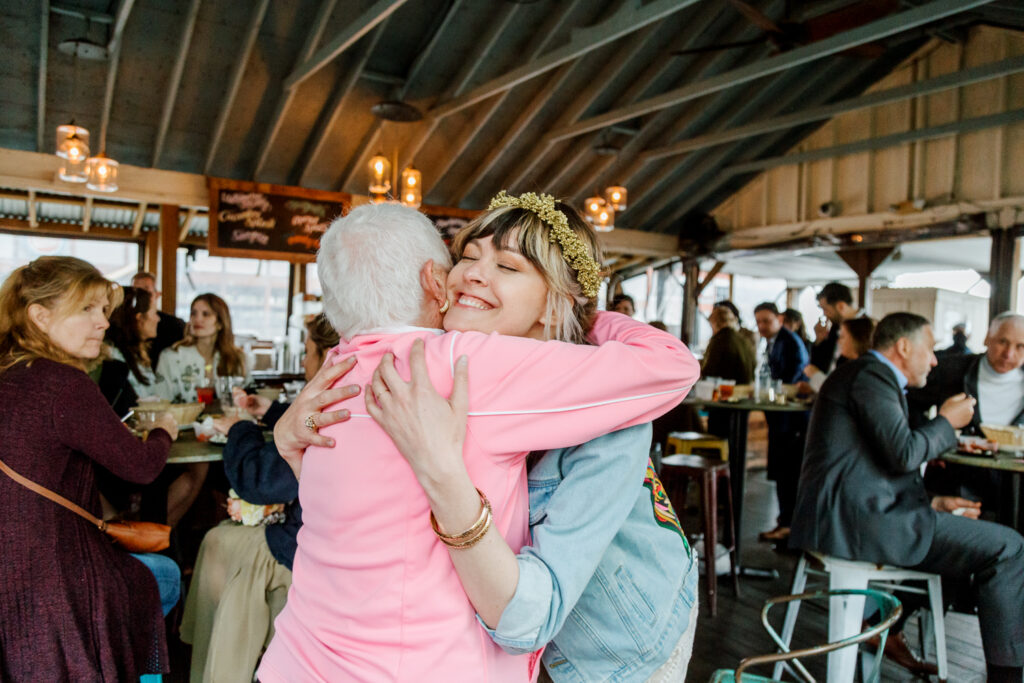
<box><xmin>259</xmin><ymin>313</ymin><xmax>699</xmax><ymax>682</ymax></box>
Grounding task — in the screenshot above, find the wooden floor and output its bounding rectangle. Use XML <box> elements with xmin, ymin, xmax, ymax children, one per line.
<box><xmin>683</xmin><ymin>469</ymin><xmax>987</xmax><ymax>683</ymax></box>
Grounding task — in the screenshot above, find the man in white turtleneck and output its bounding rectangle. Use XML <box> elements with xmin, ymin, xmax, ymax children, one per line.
<box><xmin>908</xmin><ymin>311</ymin><xmax>1024</xmax><ymax>520</ymax></box>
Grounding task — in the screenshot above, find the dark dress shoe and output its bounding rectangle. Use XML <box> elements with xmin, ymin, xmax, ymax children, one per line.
<box><xmin>865</xmin><ymin>631</ymin><xmax>939</xmax><ymax>678</ymax></box>
<box><xmin>758</xmin><ymin>526</ymin><xmax>791</xmax><ymax>542</ymax></box>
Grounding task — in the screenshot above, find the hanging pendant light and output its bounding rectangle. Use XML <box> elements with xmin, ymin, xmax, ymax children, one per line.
<box><xmin>85</xmin><ymin>153</ymin><xmax>119</xmax><ymax>192</ymax></box>
<box><xmin>584</xmin><ymin>194</ymin><xmax>606</xmax><ymax>225</ymax></box>
<box><xmin>368</xmin><ymin>152</ymin><xmax>392</xmax><ymax>196</ymax></box>
<box><xmin>605</xmin><ymin>185</ymin><xmax>627</xmax><ymax>212</ymax></box>
<box><xmin>400</xmin><ymin>166</ymin><xmax>422</xmax><ymax>209</ymax></box>
<box><xmin>56</xmin><ymin>123</ymin><xmax>90</xmax><ymax>160</ymax></box>
<box><xmin>593</xmin><ymin>205</ymin><xmax>615</xmax><ymax>233</ymax></box>
<box><xmin>59</xmin><ymin>154</ymin><xmax>89</xmax><ymax>183</ymax></box>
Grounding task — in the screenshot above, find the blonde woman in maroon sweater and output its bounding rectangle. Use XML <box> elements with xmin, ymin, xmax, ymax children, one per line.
<box><xmin>0</xmin><ymin>256</ymin><xmax>178</xmax><ymax>682</ymax></box>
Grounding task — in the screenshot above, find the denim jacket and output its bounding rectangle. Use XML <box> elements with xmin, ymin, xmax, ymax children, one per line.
<box><xmin>483</xmin><ymin>423</ymin><xmax>698</xmax><ymax>682</ymax></box>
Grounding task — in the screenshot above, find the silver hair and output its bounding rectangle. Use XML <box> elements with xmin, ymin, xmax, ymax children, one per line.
<box><xmin>316</xmin><ymin>203</ymin><xmax>451</xmax><ymax>339</ymax></box>
<box><xmin>987</xmin><ymin>312</ymin><xmax>1024</xmax><ymax>338</ymax></box>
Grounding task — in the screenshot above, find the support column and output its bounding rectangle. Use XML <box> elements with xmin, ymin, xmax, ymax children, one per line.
<box><xmin>144</xmin><ymin>229</ymin><xmax>160</xmax><ymax>276</ymax></box>
<box><xmin>836</xmin><ymin>247</ymin><xmax>894</xmax><ymax>315</ymax></box>
<box><xmin>682</xmin><ymin>259</ymin><xmax>699</xmax><ymax>347</ymax></box>
<box><xmin>989</xmin><ymin>227</ymin><xmax>1021</xmax><ymax>320</ymax></box>
<box><xmin>159</xmin><ymin>205</ymin><xmax>180</xmax><ymax>315</ymax></box>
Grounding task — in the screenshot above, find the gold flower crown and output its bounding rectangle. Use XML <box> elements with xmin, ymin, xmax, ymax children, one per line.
<box><xmin>487</xmin><ymin>191</ymin><xmax>602</xmax><ymax>298</ymax></box>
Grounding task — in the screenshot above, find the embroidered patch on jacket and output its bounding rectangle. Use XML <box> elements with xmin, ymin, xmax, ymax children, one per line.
<box><xmin>643</xmin><ymin>459</ymin><xmax>689</xmax><ymax>552</ymax></box>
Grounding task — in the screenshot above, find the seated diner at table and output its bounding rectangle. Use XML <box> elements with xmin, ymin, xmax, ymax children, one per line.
<box><xmin>0</xmin><ymin>256</ymin><xmax>179</xmax><ymax>681</ymax></box>
<box><xmin>790</xmin><ymin>312</ymin><xmax>1024</xmax><ymax>683</ymax></box>
<box><xmin>908</xmin><ymin>311</ymin><xmax>1024</xmax><ymax>522</ymax></box>
<box><xmin>157</xmin><ymin>292</ymin><xmax>249</xmax><ymax>527</ymax></box>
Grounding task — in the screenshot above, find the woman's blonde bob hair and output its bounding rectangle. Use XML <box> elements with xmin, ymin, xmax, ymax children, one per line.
<box><xmin>451</xmin><ymin>201</ymin><xmax>602</xmax><ymax>344</ymax></box>
<box><xmin>0</xmin><ymin>256</ymin><xmax>122</xmax><ymax>374</ymax></box>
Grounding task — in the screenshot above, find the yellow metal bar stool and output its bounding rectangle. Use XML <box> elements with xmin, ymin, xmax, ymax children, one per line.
<box><xmin>666</xmin><ymin>430</ymin><xmax>729</xmax><ymax>461</ymax></box>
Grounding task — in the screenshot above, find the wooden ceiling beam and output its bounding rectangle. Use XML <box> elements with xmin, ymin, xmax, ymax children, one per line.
<box><xmin>630</xmin><ymin>63</ymin><xmax>862</xmax><ymax>232</ymax></box>
<box><xmin>297</xmin><ymin>21</ymin><xmax>385</xmax><ymax>188</ymax></box>
<box><xmin>335</xmin><ymin>0</ymin><xmax>462</xmax><ymax>190</ymax></box>
<box><xmin>284</xmin><ymin>0</ymin><xmax>409</xmax><ymax>90</ymax></box>
<box><xmin>432</xmin><ymin>0</ymin><xmax>583</xmax><ymax>203</ymax></box>
<box><xmin>0</xmin><ymin>217</ymin><xmax>140</xmax><ymax>242</ymax></box>
<box><xmin>395</xmin><ymin>2</ymin><xmax>520</xmax><ymax>177</ymax></box>
<box><xmin>152</xmin><ymin>0</ymin><xmax>202</xmax><ymax>168</ymax></box>
<box><xmin>549</xmin><ymin>0</ymin><xmax>994</xmax><ymax>143</ymax></box>
<box><xmin>131</xmin><ymin>201</ymin><xmax>147</xmax><ymax>237</ymax></box>
<box><xmin>653</xmin><ymin>105</ymin><xmax>1022</xmax><ymax>240</ymax></box>
<box><xmin>726</xmin><ymin>108</ymin><xmax>1024</xmax><ymax>177</ymax></box>
<box><xmin>97</xmin><ymin>0</ymin><xmax>136</xmax><ymax>152</ymax></box>
<box><xmin>253</xmin><ymin>0</ymin><xmax>340</xmax><ymax>179</ymax></box>
<box><xmin>499</xmin><ymin>0</ymin><xmax>697</xmax><ymax>198</ymax></box>
<box><xmin>553</xmin><ymin>0</ymin><xmax>738</xmax><ymax>205</ymax></box>
<box><xmin>569</xmin><ymin>22</ymin><xmax>769</xmax><ymax>207</ymax></box>
<box><xmin>0</xmin><ymin>148</ymin><xmax>208</xmax><ymax>208</ymax></box>
<box><xmin>429</xmin><ymin>0</ymin><xmax>698</xmax><ymax>120</ymax></box>
<box><xmin>106</xmin><ymin>0</ymin><xmax>134</xmax><ymax>53</ymax></box>
<box><xmin>596</xmin><ymin>227</ymin><xmax>679</xmax><ymax>259</ymax></box>
<box><xmin>203</xmin><ymin>0</ymin><xmax>270</xmax><ymax>175</ymax></box>
<box><xmin>643</xmin><ymin>54</ymin><xmax>1024</xmax><ymax>161</ymax></box>
<box><xmin>36</xmin><ymin>0</ymin><xmax>49</xmax><ymax>153</ymax></box>
<box><xmin>178</xmin><ymin>207</ymin><xmax>197</xmax><ymax>242</ymax></box>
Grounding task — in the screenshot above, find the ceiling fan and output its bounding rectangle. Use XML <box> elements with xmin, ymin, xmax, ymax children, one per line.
<box><xmin>672</xmin><ymin>0</ymin><xmax>901</xmax><ymax>59</ymax></box>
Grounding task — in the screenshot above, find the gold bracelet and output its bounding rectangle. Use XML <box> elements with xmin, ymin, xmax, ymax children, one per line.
<box><xmin>430</xmin><ymin>488</ymin><xmax>492</xmax><ymax>547</ymax></box>
<box><xmin>439</xmin><ymin>508</ymin><xmax>491</xmax><ymax>549</ymax></box>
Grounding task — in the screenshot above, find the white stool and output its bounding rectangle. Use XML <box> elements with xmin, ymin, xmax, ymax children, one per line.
<box><xmin>773</xmin><ymin>551</ymin><xmax>947</xmax><ymax>683</ymax></box>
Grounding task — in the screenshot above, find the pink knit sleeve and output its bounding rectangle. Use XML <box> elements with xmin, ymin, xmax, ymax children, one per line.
<box><xmin>445</xmin><ymin>312</ymin><xmax>700</xmax><ymax>455</ymax></box>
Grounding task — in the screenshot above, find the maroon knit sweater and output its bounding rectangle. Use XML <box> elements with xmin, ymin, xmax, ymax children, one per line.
<box><xmin>0</xmin><ymin>359</ymin><xmax>172</xmax><ymax>681</ymax></box>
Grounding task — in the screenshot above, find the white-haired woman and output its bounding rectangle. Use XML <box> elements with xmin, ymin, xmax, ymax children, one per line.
<box><xmin>259</xmin><ymin>198</ymin><xmax>700</xmax><ymax>682</ymax></box>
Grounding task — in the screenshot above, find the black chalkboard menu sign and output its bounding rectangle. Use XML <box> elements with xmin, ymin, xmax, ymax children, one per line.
<box><xmin>207</xmin><ymin>177</ymin><xmax>351</xmax><ymax>262</ymax></box>
<box><xmin>420</xmin><ymin>203</ymin><xmax>481</xmax><ymax>243</ymax></box>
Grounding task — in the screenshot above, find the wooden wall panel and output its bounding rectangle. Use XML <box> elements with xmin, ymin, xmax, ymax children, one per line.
<box><xmin>769</xmin><ymin>164</ymin><xmax>799</xmax><ymax>224</ymax></box>
<box><xmin>713</xmin><ymin>26</ymin><xmax>1024</xmax><ymax>239</ymax></box>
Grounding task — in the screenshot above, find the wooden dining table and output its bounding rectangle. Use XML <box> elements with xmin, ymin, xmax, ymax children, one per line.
<box><xmin>938</xmin><ymin>449</ymin><xmax>1024</xmax><ymax>530</ymax></box>
<box><xmin>166</xmin><ymin>429</ymin><xmax>226</xmax><ymax>465</ymax></box>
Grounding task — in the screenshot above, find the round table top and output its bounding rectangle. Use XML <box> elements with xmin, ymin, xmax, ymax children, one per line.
<box><xmin>166</xmin><ymin>431</ymin><xmax>224</xmax><ymax>464</ymax></box>
<box><xmin>683</xmin><ymin>397</ymin><xmax>813</xmax><ymax>413</ymax></box>
<box><xmin>939</xmin><ymin>450</ymin><xmax>1024</xmax><ymax>473</ymax></box>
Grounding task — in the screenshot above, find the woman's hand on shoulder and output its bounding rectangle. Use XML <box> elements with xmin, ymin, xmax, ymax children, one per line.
<box><xmin>366</xmin><ymin>338</ymin><xmax>469</xmax><ymax>492</ymax></box>
<box><xmin>273</xmin><ymin>356</ymin><xmax>360</xmax><ymax>477</ymax></box>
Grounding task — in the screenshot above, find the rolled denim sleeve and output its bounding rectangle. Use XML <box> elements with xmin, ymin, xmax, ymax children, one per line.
<box><xmin>477</xmin><ymin>556</ymin><xmax>555</xmax><ymax>653</ymax></box>
<box><xmin>481</xmin><ymin>424</ymin><xmax>653</xmax><ymax>652</ymax></box>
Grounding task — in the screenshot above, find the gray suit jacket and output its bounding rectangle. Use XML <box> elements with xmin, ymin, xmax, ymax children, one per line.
<box><xmin>789</xmin><ymin>354</ymin><xmax>957</xmax><ymax>567</ymax></box>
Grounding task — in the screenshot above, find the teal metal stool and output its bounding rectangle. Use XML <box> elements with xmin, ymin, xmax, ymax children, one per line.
<box><xmin>709</xmin><ymin>589</ymin><xmax>901</xmax><ymax>683</ymax></box>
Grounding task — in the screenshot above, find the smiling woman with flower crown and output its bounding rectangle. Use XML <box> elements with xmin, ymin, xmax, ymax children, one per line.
<box><xmin>258</xmin><ymin>195</ymin><xmax>700</xmax><ymax>682</ymax></box>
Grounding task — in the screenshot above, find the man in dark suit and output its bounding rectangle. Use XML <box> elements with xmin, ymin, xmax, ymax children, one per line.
<box><xmin>809</xmin><ymin>281</ymin><xmax>859</xmax><ymax>375</ymax></box>
<box><xmin>908</xmin><ymin>311</ymin><xmax>1024</xmax><ymax>523</ymax></box>
<box><xmin>754</xmin><ymin>302</ymin><xmax>809</xmax><ymax>542</ymax></box>
<box><xmin>791</xmin><ymin>313</ymin><xmax>1024</xmax><ymax>683</ymax></box>
<box><xmin>131</xmin><ymin>271</ymin><xmax>186</xmax><ymax>366</ymax></box>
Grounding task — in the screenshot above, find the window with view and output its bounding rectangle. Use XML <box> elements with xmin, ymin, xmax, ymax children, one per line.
<box><xmin>175</xmin><ymin>248</ymin><xmax>290</xmax><ymax>342</ymax></box>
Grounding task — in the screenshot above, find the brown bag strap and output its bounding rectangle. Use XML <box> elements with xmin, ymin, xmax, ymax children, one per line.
<box><xmin>0</xmin><ymin>457</ymin><xmax>106</xmax><ymax>531</ymax></box>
